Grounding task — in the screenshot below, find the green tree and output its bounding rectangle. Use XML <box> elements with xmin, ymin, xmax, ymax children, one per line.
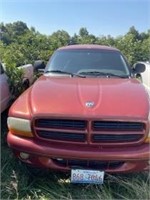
<box><xmin>0</xmin><ymin>40</ymin><xmax>5</xmax><ymax>60</ymax></box>
<box><xmin>49</xmin><ymin>30</ymin><xmax>70</xmax><ymax>49</ymax></box>
<box><xmin>115</xmin><ymin>27</ymin><xmax>146</xmax><ymax>65</ymax></box>
<box><xmin>3</xmin><ymin>43</ymin><xmax>27</xmax><ymax>67</ymax></box>
<box><xmin>0</xmin><ymin>21</ymin><xmax>149</xmax><ymax>69</ymax></box>
<box><xmin>77</xmin><ymin>28</ymin><xmax>97</xmax><ymax>44</ymax></box>
<box><xmin>140</xmin><ymin>36</ymin><xmax>150</xmax><ymax>62</ymax></box>
<box><xmin>0</xmin><ymin>21</ymin><xmax>28</xmax><ymax>45</ymax></box>
<box><xmin>79</xmin><ymin>27</ymin><xmax>89</xmax><ymax>37</ymax></box>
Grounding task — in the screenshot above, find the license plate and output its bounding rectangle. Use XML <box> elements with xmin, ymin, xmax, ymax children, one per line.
<box><xmin>71</xmin><ymin>169</ymin><xmax>104</xmax><ymax>184</ymax></box>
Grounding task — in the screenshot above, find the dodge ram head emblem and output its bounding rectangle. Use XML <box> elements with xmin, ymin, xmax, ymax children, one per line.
<box><xmin>85</xmin><ymin>101</ymin><xmax>95</xmax><ymax>108</ymax></box>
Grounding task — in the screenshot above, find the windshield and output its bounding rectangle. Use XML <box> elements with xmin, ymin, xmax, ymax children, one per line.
<box><xmin>45</xmin><ymin>49</ymin><xmax>130</xmax><ymax>77</ymax></box>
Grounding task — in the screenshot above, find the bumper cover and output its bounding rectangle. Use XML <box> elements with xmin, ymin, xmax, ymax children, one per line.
<box><xmin>7</xmin><ymin>132</ymin><xmax>150</xmax><ymax>173</ymax></box>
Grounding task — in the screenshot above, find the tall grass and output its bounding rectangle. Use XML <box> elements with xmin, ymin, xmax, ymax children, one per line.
<box><xmin>1</xmin><ymin>110</ymin><xmax>150</xmax><ymax>200</ymax></box>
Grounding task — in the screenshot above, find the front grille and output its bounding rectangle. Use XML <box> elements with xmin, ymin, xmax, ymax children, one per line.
<box><xmin>52</xmin><ymin>158</ymin><xmax>124</xmax><ymax>170</ymax></box>
<box><xmin>35</xmin><ymin>119</ymin><xmax>87</xmax><ymax>130</ymax></box>
<box><xmin>93</xmin><ymin>121</ymin><xmax>144</xmax><ymax>131</ymax></box>
<box><xmin>34</xmin><ymin>118</ymin><xmax>145</xmax><ymax>144</ymax></box>
<box><xmin>37</xmin><ymin>130</ymin><xmax>86</xmax><ymax>142</ymax></box>
<box><xmin>92</xmin><ymin>134</ymin><xmax>143</xmax><ymax>143</ymax></box>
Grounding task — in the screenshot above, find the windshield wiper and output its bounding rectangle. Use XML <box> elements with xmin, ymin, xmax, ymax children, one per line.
<box><xmin>79</xmin><ymin>71</ymin><xmax>129</xmax><ymax>78</ymax></box>
<box><xmin>45</xmin><ymin>70</ymin><xmax>86</xmax><ymax>78</ymax></box>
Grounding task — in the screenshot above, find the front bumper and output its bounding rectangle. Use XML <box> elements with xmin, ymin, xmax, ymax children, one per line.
<box><xmin>7</xmin><ymin>132</ymin><xmax>150</xmax><ymax>173</ymax></box>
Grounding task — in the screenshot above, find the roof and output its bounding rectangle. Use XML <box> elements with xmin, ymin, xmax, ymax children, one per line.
<box><xmin>58</xmin><ymin>44</ymin><xmax>119</xmax><ymax>51</ymax></box>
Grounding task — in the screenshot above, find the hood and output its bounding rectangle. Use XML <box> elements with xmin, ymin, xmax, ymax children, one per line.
<box><xmin>29</xmin><ymin>75</ymin><xmax>149</xmax><ymax>120</ymax></box>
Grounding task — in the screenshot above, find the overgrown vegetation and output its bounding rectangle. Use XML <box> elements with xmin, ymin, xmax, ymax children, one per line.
<box><xmin>0</xmin><ymin>21</ymin><xmax>150</xmax><ymax>68</ymax></box>
<box><xmin>4</xmin><ymin>65</ymin><xmax>27</xmax><ymax>99</ymax></box>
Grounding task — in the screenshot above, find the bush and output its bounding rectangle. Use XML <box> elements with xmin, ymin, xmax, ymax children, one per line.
<box><xmin>5</xmin><ymin>65</ymin><xmax>26</xmax><ymax>99</ymax></box>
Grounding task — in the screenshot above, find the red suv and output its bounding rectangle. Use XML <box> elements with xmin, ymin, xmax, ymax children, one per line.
<box><xmin>7</xmin><ymin>45</ymin><xmax>150</xmax><ymax>182</ymax></box>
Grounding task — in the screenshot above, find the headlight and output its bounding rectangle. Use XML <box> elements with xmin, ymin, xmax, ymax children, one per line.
<box><xmin>145</xmin><ymin>129</ymin><xmax>150</xmax><ymax>143</ymax></box>
<box><xmin>145</xmin><ymin>112</ymin><xmax>150</xmax><ymax>143</ymax></box>
<box><xmin>7</xmin><ymin>117</ymin><xmax>33</xmax><ymax>137</ymax></box>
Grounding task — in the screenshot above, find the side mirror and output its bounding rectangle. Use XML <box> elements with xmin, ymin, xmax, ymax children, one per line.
<box><xmin>133</xmin><ymin>62</ymin><xmax>145</xmax><ymax>74</ymax></box>
<box><xmin>34</xmin><ymin>60</ymin><xmax>46</xmax><ymax>72</ymax></box>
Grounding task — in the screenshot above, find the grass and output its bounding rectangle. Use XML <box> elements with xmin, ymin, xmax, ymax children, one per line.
<box><xmin>1</xmin><ymin>110</ymin><xmax>150</xmax><ymax>200</ymax></box>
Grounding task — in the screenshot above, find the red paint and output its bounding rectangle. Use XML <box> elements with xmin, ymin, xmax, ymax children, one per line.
<box><xmin>7</xmin><ymin>45</ymin><xmax>150</xmax><ymax>173</ymax></box>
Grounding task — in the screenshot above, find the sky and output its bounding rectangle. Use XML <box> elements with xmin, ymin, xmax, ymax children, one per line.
<box><xmin>0</xmin><ymin>0</ymin><xmax>150</xmax><ymax>37</ymax></box>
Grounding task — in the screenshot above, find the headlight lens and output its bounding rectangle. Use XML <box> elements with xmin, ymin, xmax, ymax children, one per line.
<box><xmin>145</xmin><ymin>112</ymin><xmax>150</xmax><ymax>142</ymax></box>
<box><xmin>145</xmin><ymin>129</ymin><xmax>150</xmax><ymax>143</ymax></box>
<box><xmin>7</xmin><ymin>117</ymin><xmax>33</xmax><ymax>137</ymax></box>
